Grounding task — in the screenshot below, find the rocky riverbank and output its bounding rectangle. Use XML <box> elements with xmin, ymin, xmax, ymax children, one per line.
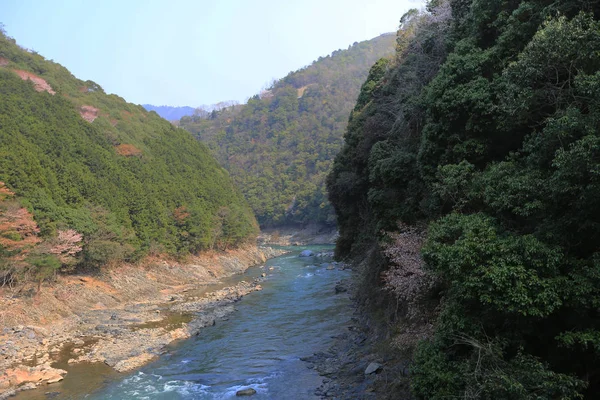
<box><xmin>304</xmin><ymin>282</ymin><xmax>413</xmax><ymax>400</ymax></box>
<box><xmin>0</xmin><ymin>245</ymin><xmax>284</xmax><ymax>399</ymax></box>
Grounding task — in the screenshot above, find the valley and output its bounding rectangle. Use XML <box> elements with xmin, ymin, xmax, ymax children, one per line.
<box><xmin>3</xmin><ymin>1</ymin><xmax>600</xmax><ymax>399</ymax></box>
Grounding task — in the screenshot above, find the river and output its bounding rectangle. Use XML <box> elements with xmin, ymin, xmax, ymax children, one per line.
<box><xmin>16</xmin><ymin>245</ymin><xmax>351</xmax><ymax>399</ymax></box>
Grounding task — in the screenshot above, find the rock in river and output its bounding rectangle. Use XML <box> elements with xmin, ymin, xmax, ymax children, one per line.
<box><xmin>236</xmin><ymin>387</ymin><xmax>257</xmax><ymax>396</ymax></box>
<box><xmin>299</xmin><ymin>250</ymin><xmax>314</xmax><ymax>257</ymax></box>
<box><xmin>334</xmin><ymin>283</ymin><xmax>348</xmax><ymax>293</ymax></box>
<box><xmin>364</xmin><ymin>362</ymin><xmax>382</xmax><ymax>375</ymax></box>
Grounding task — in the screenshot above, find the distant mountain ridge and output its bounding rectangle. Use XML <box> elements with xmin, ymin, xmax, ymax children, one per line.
<box><xmin>142</xmin><ymin>104</ymin><xmax>196</xmax><ymax>121</ymax></box>
<box><xmin>180</xmin><ymin>33</ymin><xmax>397</xmax><ymax>227</ymax></box>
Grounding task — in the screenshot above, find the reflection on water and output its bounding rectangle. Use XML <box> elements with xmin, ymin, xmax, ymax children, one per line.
<box><xmin>15</xmin><ymin>246</ymin><xmax>350</xmax><ymax>399</ymax></box>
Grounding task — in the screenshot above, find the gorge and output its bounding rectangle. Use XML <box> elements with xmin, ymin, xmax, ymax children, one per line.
<box><xmin>4</xmin><ymin>0</ymin><xmax>600</xmax><ymax>399</ymax></box>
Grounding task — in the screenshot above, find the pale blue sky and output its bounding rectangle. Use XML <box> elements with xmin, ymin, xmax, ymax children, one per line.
<box><xmin>1</xmin><ymin>0</ymin><xmax>423</xmax><ymax>106</ymax></box>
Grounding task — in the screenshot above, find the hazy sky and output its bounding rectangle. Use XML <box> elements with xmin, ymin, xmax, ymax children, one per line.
<box><xmin>1</xmin><ymin>0</ymin><xmax>423</xmax><ymax>106</ymax></box>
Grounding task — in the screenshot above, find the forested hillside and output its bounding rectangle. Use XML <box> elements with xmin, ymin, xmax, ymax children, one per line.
<box><xmin>180</xmin><ymin>34</ymin><xmax>396</xmax><ymax>227</ymax></box>
<box><xmin>0</xmin><ymin>30</ymin><xmax>257</xmax><ymax>287</ymax></box>
<box><xmin>328</xmin><ymin>0</ymin><xmax>600</xmax><ymax>398</ymax></box>
<box><xmin>142</xmin><ymin>104</ymin><xmax>196</xmax><ymax>121</ymax></box>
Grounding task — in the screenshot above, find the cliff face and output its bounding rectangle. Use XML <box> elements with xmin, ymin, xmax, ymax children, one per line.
<box><xmin>327</xmin><ymin>2</ymin><xmax>600</xmax><ymax>398</ymax></box>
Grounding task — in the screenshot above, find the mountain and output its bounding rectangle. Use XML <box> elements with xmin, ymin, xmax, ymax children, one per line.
<box><xmin>0</xmin><ymin>29</ymin><xmax>258</xmax><ymax>284</ymax></box>
<box><xmin>179</xmin><ymin>33</ymin><xmax>396</xmax><ymax>227</ymax></box>
<box><xmin>142</xmin><ymin>104</ymin><xmax>196</xmax><ymax>121</ymax></box>
<box><xmin>327</xmin><ymin>1</ymin><xmax>600</xmax><ymax>398</ymax></box>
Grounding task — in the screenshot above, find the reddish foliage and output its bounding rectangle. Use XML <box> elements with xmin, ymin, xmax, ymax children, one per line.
<box><xmin>173</xmin><ymin>206</ymin><xmax>191</xmax><ymax>223</ymax></box>
<box><xmin>381</xmin><ymin>223</ymin><xmax>435</xmax><ymax>319</ymax></box>
<box><xmin>380</xmin><ymin>223</ymin><xmax>439</xmax><ymax>350</ymax></box>
<box><xmin>0</xmin><ymin>201</ymin><xmax>41</xmax><ymax>252</ymax></box>
<box><xmin>46</xmin><ymin>229</ymin><xmax>83</xmax><ymax>264</ymax></box>
<box><xmin>0</xmin><ymin>182</ymin><xmax>15</xmax><ymax>200</ymax></box>
<box><xmin>115</xmin><ymin>144</ymin><xmax>142</xmax><ymax>157</ymax></box>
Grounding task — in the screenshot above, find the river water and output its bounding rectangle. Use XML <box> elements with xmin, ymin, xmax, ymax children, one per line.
<box><xmin>18</xmin><ymin>246</ymin><xmax>351</xmax><ymax>399</ymax></box>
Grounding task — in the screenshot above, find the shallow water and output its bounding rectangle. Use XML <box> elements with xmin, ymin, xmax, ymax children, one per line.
<box><xmin>16</xmin><ymin>246</ymin><xmax>351</xmax><ymax>399</ymax></box>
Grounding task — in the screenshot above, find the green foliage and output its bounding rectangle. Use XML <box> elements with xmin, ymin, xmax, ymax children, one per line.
<box><xmin>0</xmin><ymin>30</ymin><xmax>258</xmax><ymax>271</ymax></box>
<box><xmin>27</xmin><ymin>254</ymin><xmax>61</xmax><ymax>291</ymax></box>
<box><xmin>327</xmin><ymin>1</ymin><xmax>600</xmax><ymax>398</ymax></box>
<box><xmin>424</xmin><ymin>213</ymin><xmax>565</xmax><ymax>318</ymax></box>
<box><xmin>328</xmin><ymin>7</ymin><xmax>450</xmax><ymax>255</ymax></box>
<box><xmin>413</xmin><ymin>340</ymin><xmax>585</xmax><ymax>400</ymax></box>
<box><xmin>180</xmin><ymin>34</ymin><xmax>396</xmax><ymax>227</ymax></box>
<box><xmin>410</xmin><ymin>340</ymin><xmax>462</xmax><ymax>399</ymax></box>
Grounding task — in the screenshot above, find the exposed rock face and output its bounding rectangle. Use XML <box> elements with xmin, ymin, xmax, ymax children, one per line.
<box><xmin>13</xmin><ymin>70</ymin><xmax>55</xmax><ymax>94</ymax></box>
<box><xmin>79</xmin><ymin>105</ymin><xmax>99</xmax><ymax>122</ymax></box>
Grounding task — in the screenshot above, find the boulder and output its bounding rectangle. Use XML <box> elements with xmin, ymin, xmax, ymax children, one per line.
<box><xmin>335</xmin><ymin>284</ymin><xmax>348</xmax><ymax>293</ymax></box>
<box><xmin>2</xmin><ymin>365</ymin><xmax>67</xmax><ymax>387</ymax></box>
<box><xmin>364</xmin><ymin>362</ymin><xmax>382</xmax><ymax>375</ymax></box>
<box><xmin>299</xmin><ymin>250</ymin><xmax>314</xmax><ymax>257</ymax></box>
<box><xmin>236</xmin><ymin>387</ymin><xmax>257</xmax><ymax>396</ymax></box>
<box><xmin>0</xmin><ymin>377</ymin><xmax>10</xmax><ymax>390</ymax></box>
<box><xmin>46</xmin><ymin>376</ymin><xmax>64</xmax><ymax>384</ymax></box>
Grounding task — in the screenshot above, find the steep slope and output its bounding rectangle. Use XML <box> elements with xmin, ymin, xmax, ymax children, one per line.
<box><xmin>328</xmin><ymin>1</ymin><xmax>600</xmax><ymax>398</ymax></box>
<box><xmin>0</xmin><ymin>30</ymin><xmax>258</xmax><ymax>284</ymax></box>
<box><xmin>142</xmin><ymin>104</ymin><xmax>196</xmax><ymax>121</ymax></box>
<box><xmin>180</xmin><ymin>33</ymin><xmax>396</xmax><ymax>227</ymax></box>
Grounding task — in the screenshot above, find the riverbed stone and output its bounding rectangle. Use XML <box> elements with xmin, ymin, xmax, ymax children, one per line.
<box><xmin>364</xmin><ymin>362</ymin><xmax>382</xmax><ymax>375</ymax></box>
<box><xmin>299</xmin><ymin>250</ymin><xmax>314</xmax><ymax>257</ymax></box>
<box><xmin>46</xmin><ymin>376</ymin><xmax>64</xmax><ymax>384</ymax></box>
<box><xmin>335</xmin><ymin>283</ymin><xmax>348</xmax><ymax>293</ymax></box>
<box><xmin>236</xmin><ymin>387</ymin><xmax>257</xmax><ymax>396</ymax></box>
<box><xmin>2</xmin><ymin>365</ymin><xmax>67</xmax><ymax>387</ymax></box>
